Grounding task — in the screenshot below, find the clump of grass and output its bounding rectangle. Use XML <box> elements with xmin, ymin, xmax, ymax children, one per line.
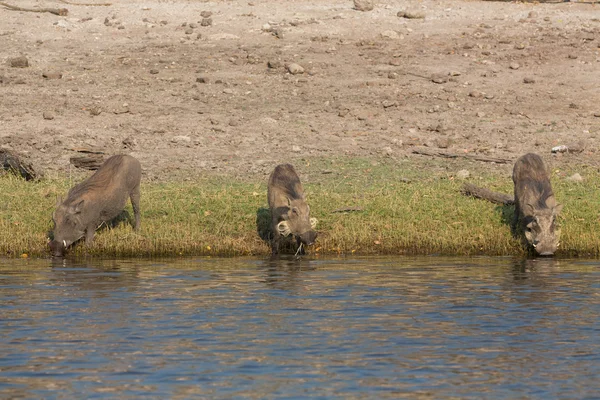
<box><xmin>1</xmin><ymin>157</ymin><xmax>599</xmax><ymax>258</ymax></box>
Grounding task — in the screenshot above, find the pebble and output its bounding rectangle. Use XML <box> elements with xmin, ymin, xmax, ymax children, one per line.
<box><xmin>42</xmin><ymin>71</ymin><xmax>63</xmax><ymax>79</ymax></box>
<box><xmin>172</xmin><ymin>135</ymin><xmax>191</xmax><ymax>143</ymax></box>
<box><xmin>381</xmin><ymin>30</ymin><xmax>400</xmax><ymax>40</ymax></box>
<box><xmin>9</xmin><ymin>56</ymin><xmax>29</xmax><ymax>68</ymax></box>
<box><xmin>476</xmin><ymin>111</ymin><xmax>486</xmax><ymax>117</ymax></box>
<box><xmin>292</xmin><ymin>145</ymin><xmax>301</xmax><ymax>152</ymax></box>
<box><xmin>436</xmin><ymin>137</ymin><xmax>451</xmax><ymax>149</ymax></box>
<box><xmin>43</xmin><ymin>111</ymin><xmax>55</xmax><ymax>120</ymax></box>
<box><xmin>354</xmin><ymin>0</ymin><xmax>374</xmax><ymax>12</ymax></box>
<box><xmin>196</xmin><ymin>76</ymin><xmax>209</xmax><ymax>83</ymax></box>
<box><xmin>223</xmin><ymin>88</ymin><xmax>234</xmax><ymax>94</ymax></box>
<box><xmin>403</xmin><ymin>11</ymin><xmax>426</xmax><ymax>19</ymax></box>
<box><xmin>201</xmin><ymin>11</ymin><xmax>212</xmax><ymax>18</ymax></box>
<box><xmin>286</xmin><ymin>63</ymin><xmax>305</xmax><ymax>75</ymax></box>
<box><xmin>509</xmin><ymin>62</ymin><xmax>520</xmax><ymax>70</ymax></box>
<box><xmin>566</xmin><ymin>173</ymin><xmax>583</xmax><ymax>183</ymax></box>
<box><xmin>89</xmin><ymin>107</ymin><xmax>102</xmax><ymax>116</ymax></box>
<box><xmin>456</xmin><ymin>169</ymin><xmax>470</xmax><ymax>179</ymax></box>
<box><xmin>469</xmin><ymin>90</ymin><xmax>483</xmax><ymax>98</ymax></box>
<box><xmin>150</xmin><ymin>69</ymin><xmax>159</xmax><ymax>74</ymax></box>
<box><xmin>268</xmin><ymin>60</ymin><xmax>281</xmax><ymax>69</ymax></box>
<box><xmin>523</xmin><ymin>77</ymin><xmax>535</xmax><ymax>84</ymax></box>
<box><xmin>185</xmin><ymin>28</ymin><xmax>194</xmax><ymax>34</ymax></box>
<box><xmin>201</xmin><ymin>18</ymin><xmax>213</xmax><ymax>26</ymax></box>
<box><xmin>431</xmin><ymin>74</ymin><xmax>448</xmax><ymax>84</ymax></box>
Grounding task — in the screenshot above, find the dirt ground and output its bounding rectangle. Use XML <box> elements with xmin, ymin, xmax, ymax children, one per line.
<box><xmin>1</xmin><ymin>0</ymin><xmax>599</xmax><ymax>182</ymax></box>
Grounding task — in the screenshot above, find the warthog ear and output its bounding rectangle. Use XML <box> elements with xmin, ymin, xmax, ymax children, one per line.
<box><xmin>69</xmin><ymin>199</ymin><xmax>84</xmax><ymax>214</ymax></box>
<box><xmin>310</xmin><ymin>217</ymin><xmax>318</xmax><ymax>229</ymax></box>
<box><xmin>553</xmin><ymin>203</ymin><xmax>564</xmax><ymax>215</ymax></box>
<box><xmin>287</xmin><ymin>197</ymin><xmax>292</xmax><ymax>207</ymax></box>
<box><xmin>277</xmin><ymin>221</ymin><xmax>292</xmax><ymax>237</ymax></box>
<box><xmin>546</xmin><ymin>195</ymin><xmax>557</xmax><ymax>208</ymax></box>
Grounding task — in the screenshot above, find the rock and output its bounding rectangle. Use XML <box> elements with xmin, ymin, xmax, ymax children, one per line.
<box><xmin>594</xmin><ymin>112</ymin><xmax>600</xmax><ymax>118</ymax></box>
<box><xmin>200</xmin><ymin>11</ymin><xmax>212</xmax><ymax>18</ymax></box>
<box><xmin>292</xmin><ymin>145</ymin><xmax>301</xmax><ymax>152</ymax></box>
<box><xmin>43</xmin><ymin>111</ymin><xmax>55</xmax><ymax>120</ymax></box>
<box><xmin>456</xmin><ymin>169</ymin><xmax>470</xmax><ymax>179</ymax></box>
<box><xmin>272</xmin><ymin>27</ymin><xmax>284</xmax><ymax>39</ymax></box>
<box><xmin>196</xmin><ymin>76</ymin><xmax>209</xmax><ymax>83</ymax></box>
<box><xmin>566</xmin><ymin>173</ymin><xmax>583</xmax><ymax>183</ymax></box>
<box><xmin>189</xmin><ymin>22</ymin><xmax>198</xmax><ymax>28</ymax></box>
<box><xmin>267</xmin><ymin>60</ymin><xmax>281</xmax><ymax>69</ymax></box>
<box><xmin>353</xmin><ymin>0</ymin><xmax>373</xmax><ymax>11</ymax></box>
<box><xmin>286</xmin><ymin>63</ymin><xmax>305</xmax><ymax>75</ymax></box>
<box><xmin>469</xmin><ymin>90</ymin><xmax>483</xmax><ymax>98</ymax></box>
<box><xmin>89</xmin><ymin>107</ymin><xmax>102</xmax><ymax>116</ymax></box>
<box><xmin>383</xmin><ymin>146</ymin><xmax>393</xmax><ymax>155</ymax></box>
<box><xmin>172</xmin><ymin>135</ymin><xmax>191</xmax><ymax>144</ymax></box>
<box><xmin>476</xmin><ymin>111</ymin><xmax>486</xmax><ymax>118</ymax></box>
<box><xmin>201</xmin><ymin>18</ymin><xmax>213</xmax><ymax>26</ymax></box>
<box><xmin>509</xmin><ymin>62</ymin><xmax>520</xmax><ymax>70</ymax></box>
<box><xmin>523</xmin><ymin>77</ymin><xmax>535</xmax><ymax>84</ymax></box>
<box><xmin>185</xmin><ymin>28</ymin><xmax>194</xmax><ymax>35</ymax></box>
<box><xmin>397</xmin><ymin>11</ymin><xmax>406</xmax><ymax>18</ymax></box>
<box><xmin>42</xmin><ymin>71</ymin><xmax>63</xmax><ymax>79</ymax></box>
<box><xmin>9</xmin><ymin>56</ymin><xmax>29</xmax><ymax>68</ymax></box>
<box><xmin>150</xmin><ymin>69</ymin><xmax>159</xmax><ymax>74</ymax></box>
<box><xmin>403</xmin><ymin>11</ymin><xmax>426</xmax><ymax>19</ymax></box>
<box><xmin>528</xmin><ymin>11</ymin><xmax>538</xmax><ymax>19</ymax></box>
<box><xmin>431</xmin><ymin>73</ymin><xmax>448</xmax><ymax>84</ymax></box>
<box><xmin>436</xmin><ymin>137</ymin><xmax>451</xmax><ymax>149</ymax></box>
<box><xmin>381</xmin><ymin>30</ymin><xmax>400</xmax><ymax>40</ymax></box>
<box><xmin>223</xmin><ymin>88</ymin><xmax>234</xmax><ymax>94</ymax></box>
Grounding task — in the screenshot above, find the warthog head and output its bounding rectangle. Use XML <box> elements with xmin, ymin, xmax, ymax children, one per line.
<box><xmin>277</xmin><ymin>198</ymin><xmax>318</xmax><ymax>246</ymax></box>
<box><xmin>524</xmin><ymin>198</ymin><xmax>563</xmax><ymax>256</ymax></box>
<box><xmin>49</xmin><ymin>199</ymin><xmax>86</xmax><ymax>257</ymax></box>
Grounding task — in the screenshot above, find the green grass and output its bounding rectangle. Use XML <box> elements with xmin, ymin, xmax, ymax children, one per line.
<box><xmin>1</xmin><ymin>157</ymin><xmax>599</xmax><ymax>258</ymax></box>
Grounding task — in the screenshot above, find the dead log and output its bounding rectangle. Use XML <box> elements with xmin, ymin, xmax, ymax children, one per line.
<box><xmin>0</xmin><ymin>149</ymin><xmax>39</xmax><ymax>180</ymax></box>
<box><xmin>412</xmin><ymin>147</ymin><xmax>513</xmax><ymax>164</ymax></box>
<box><xmin>331</xmin><ymin>206</ymin><xmax>364</xmax><ymax>213</ymax></box>
<box><xmin>0</xmin><ymin>2</ymin><xmax>68</xmax><ymax>15</ymax></box>
<box><xmin>70</xmin><ymin>155</ymin><xmax>104</xmax><ymax>170</ymax></box>
<box><xmin>461</xmin><ymin>182</ymin><xmax>514</xmax><ymax>205</ymax></box>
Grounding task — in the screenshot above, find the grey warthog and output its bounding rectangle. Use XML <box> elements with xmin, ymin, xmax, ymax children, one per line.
<box><xmin>268</xmin><ymin>164</ymin><xmax>317</xmax><ymax>255</ymax></box>
<box><xmin>513</xmin><ymin>153</ymin><xmax>563</xmax><ymax>256</ymax></box>
<box><xmin>49</xmin><ymin>154</ymin><xmax>141</xmax><ymax>257</ymax></box>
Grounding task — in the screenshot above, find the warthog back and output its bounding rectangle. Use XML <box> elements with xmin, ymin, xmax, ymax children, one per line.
<box><xmin>267</xmin><ymin>164</ymin><xmax>317</xmax><ymax>255</ymax></box>
<box><xmin>513</xmin><ymin>153</ymin><xmax>563</xmax><ymax>256</ymax></box>
<box><xmin>49</xmin><ymin>154</ymin><xmax>141</xmax><ymax>257</ymax></box>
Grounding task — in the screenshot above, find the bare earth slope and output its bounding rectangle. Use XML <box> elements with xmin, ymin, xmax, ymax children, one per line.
<box><xmin>1</xmin><ymin>0</ymin><xmax>599</xmax><ymax>180</ymax></box>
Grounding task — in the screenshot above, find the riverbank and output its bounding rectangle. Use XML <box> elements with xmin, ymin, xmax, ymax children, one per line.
<box><xmin>2</xmin><ymin>157</ymin><xmax>599</xmax><ymax>258</ymax></box>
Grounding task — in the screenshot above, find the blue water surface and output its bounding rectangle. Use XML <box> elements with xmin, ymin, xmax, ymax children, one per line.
<box><xmin>0</xmin><ymin>256</ymin><xmax>599</xmax><ymax>398</ymax></box>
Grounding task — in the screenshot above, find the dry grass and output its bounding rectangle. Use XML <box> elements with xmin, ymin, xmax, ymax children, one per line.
<box><xmin>1</xmin><ymin>157</ymin><xmax>599</xmax><ymax>258</ymax></box>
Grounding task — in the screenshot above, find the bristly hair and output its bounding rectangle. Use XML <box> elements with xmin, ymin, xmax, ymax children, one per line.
<box><xmin>269</xmin><ymin>164</ymin><xmax>304</xmax><ymax>200</ymax></box>
<box><xmin>65</xmin><ymin>155</ymin><xmax>125</xmax><ymax>203</ymax></box>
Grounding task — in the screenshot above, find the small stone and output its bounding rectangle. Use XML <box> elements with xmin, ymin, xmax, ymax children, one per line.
<box><xmin>267</xmin><ymin>60</ymin><xmax>281</xmax><ymax>69</ymax></box>
<box><xmin>523</xmin><ymin>77</ymin><xmax>535</xmax><ymax>84</ymax></box>
<box><xmin>185</xmin><ymin>28</ymin><xmax>194</xmax><ymax>34</ymax></box>
<box><xmin>528</xmin><ymin>11</ymin><xmax>538</xmax><ymax>19</ymax></box>
<box><xmin>223</xmin><ymin>88</ymin><xmax>234</xmax><ymax>94</ymax></box>
<box><xmin>42</xmin><ymin>71</ymin><xmax>62</xmax><ymax>79</ymax></box>
<box><xmin>43</xmin><ymin>111</ymin><xmax>55</xmax><ymax>120</ymax></box>
<box><xmin>383</xmin><ymin>146</ymin><xmax>393</xmax><ymax>155</ymax></box>
<box><xmin>388</xmin><ymin>72</ymin><xmax>398</xmax><ymax>79</ymax></box>
<box><xmin>292</xmin><ymin>145</ymin><xmax>301</xmax><ymax>152</ymax></box>
<box><xmin>594</xmin><ymin>112</ymin><xmax>600</xmax><ymax>117</ymax></box>
<box><xmin>354</xmin><ymin>0</ymin><xmax>373</xmax><ymax>12</ymax></box>
<box><xmin>456</xmin><ymin>169</ymin><xmax>470</xmax><ymax>179</ymax></box>
<box><xmin>9</xmin><ymin>56</ymin><xmax>29</xmax><ymax>68</ymax></box>
<box><xmin>150</xmin><ymin>69</ymin><xmax>159</xmax><ymax>74</ymax></box>
<box><xmin>272</xmin><ymin>27</ymin><xmax>284</xmax><ymax>39</ymax></box>
<box><xmin>568</xmin><ymin>54</ymin><xmax>578</xmax><ymax>59</ymax></box>
<box><xmin>189</xmin><ymin>22</ymin><xmax>198</xmax><ymax>28</ymax></box>
<box><xmin>196</xmin><ymin>76</ymin><xmax>209</xmax><ymax>83</ymax></box>
<box><xmin>172</xmin><ymin>135</ymin><xmax>191</xmax><ymax>143</ymax></box>
<box><xmin>381</xmin><ymin>30</ymin><xmax>400</xmax><ymax>40</ymax></box>
<box><xmin>476</xmin><ymin>111</ymin><xmax>486</xmax><ymax>118</ymax></box>
<box><xmin>286</xmin><ymin>63</ymin><xmax>305</xmax><ymax>75</ymax></box>
<box><xmin>431</xmin><ymin>73</ymin><xmax>448</xmax><ymax>84</ymax></box>
<box><xmin>403</xmin><ymin>11</ymin><xmax>425</xmax><ymax>19</ymax></box>
<box><xmin>509</xmin><ymin>62</ymin><xmax>520</xmax><ymax>70</ymax></box>
<box><xmin>89</xmin><ymin>107</ymin><xmax>102</xmax><ymax>116</ymax></box>
<box><xmin>200</xmin><ymin>11</ymin><xmax>212</xmax><ymax>18</ymax></box>
<box><xmin>515</xmin><ymin>43</ymin><xmax>526</xmax><ymax>50</ymax></box>
<box><xmin>566</xmin><ymin>173</ymin><xmax>583</xmax><ymax>183</ymax></box>
<box><xmin>201</xmin><ymin>18</ymin><xmax>213</xmax><ymax>26</ymax></box>
<box><xmin>436</xmin><ymin>137</ymin><xmax>451</xmax><ymax>149</ymax></box>
<box><xmin>396</xmin><ymin>11</ymin><xmax>406</xmax><ymax>18</ymax></box>
<box><xmin>469</xmin><ymin>90</ymin><xmax>483</xmax><ymax>98</ymax></box>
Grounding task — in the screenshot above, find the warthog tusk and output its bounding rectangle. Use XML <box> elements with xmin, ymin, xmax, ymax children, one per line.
<box><xmin>277</xmin><ymin>221</ymin><xmax>291</xmax><ymax>237</ymax></box>
<box><xmin>532</xmin><ymin>243</ymin><xmax>537</xmax><ymax>248</ymax></box>
<box><xmin>295</xmin><ymin>242</ymin><xmax>303</xmax><ymax>257</ymax></box>
<box><xmin>310</xmin><ymin>217</ymin><xmax>318</xmax><ymax>229</ymax></box>
<box><xmin>63</xmin><ymin>240</ymin><xmax>67</xmax><ymax>247</ymax></box>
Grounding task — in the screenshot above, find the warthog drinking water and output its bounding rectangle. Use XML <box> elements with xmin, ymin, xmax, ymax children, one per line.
<box><xmin>49</xmin><ymin>154</ymin><xmax>141</xmax><ymax>257</ymax></box>
<box><xmin>268</xmin><ymin>164</ymin><xmax>317</xmax><ymax>255</ymax></box>
<box><xmin>513</xmin><ymin>153</ymin><xmax>563</xmax><ymax>256</ymax></box>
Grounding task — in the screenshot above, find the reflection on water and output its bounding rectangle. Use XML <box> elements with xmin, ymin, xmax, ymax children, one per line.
<box><xmin>1</xmin><ymin>256</ymin><xmax>599</xmax><ymax>398</ymax></box>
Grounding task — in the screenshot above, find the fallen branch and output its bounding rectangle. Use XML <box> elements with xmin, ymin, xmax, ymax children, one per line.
<box><xmin>412</xmin><ymin>147</ymin><xmax>513</xmax><ymax>164</ymax></box>
<box><xmin>59</xmin><ymin>0</ymin><xmax>112</xmax><ymax>6</ymax></box>
<box><xmin>0</xmin><ymin>2</ymin><xmax>68</xmax><ymax>15</ymax></box>
<box><xmin>461</xmin><ymin>183</ymin><xmax>514</xmax><ymax>205</ymax></box>
<box><xmin>0</xmin><ymin>149</ymin><xmax>39</xmax><ymax>181</ymax></box>
<box><xmin>332</xmin><ymin>206</ymin><xmax>364</xmax><ymax>213</ymax></box>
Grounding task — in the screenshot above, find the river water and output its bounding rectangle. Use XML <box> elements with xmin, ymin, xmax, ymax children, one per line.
<box><xmin>0</xmin><ymin>256</ymin><xmax>598</xmax><ymax>398</ymax></box>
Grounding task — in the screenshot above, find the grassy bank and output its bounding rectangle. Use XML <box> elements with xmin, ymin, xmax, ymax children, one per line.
<box><xmin>1</xmin><ymin>157</ymin><xmax>599</xmax><ymax>258</ymax></box>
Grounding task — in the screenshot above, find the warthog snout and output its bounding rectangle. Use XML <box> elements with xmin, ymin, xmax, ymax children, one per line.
<box><xmin>49</xmin><ymin>239</ymin><xmax>67</xmax><ymax>258</ymax></box>
<box><xmin>298</xmin><ymin>230</ymin><xmax>318</xmax><ymax>246</ymax></box>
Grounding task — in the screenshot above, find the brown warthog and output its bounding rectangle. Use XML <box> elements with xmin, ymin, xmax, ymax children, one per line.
<box><xmin>49</xmin><ymin>154</ymin><xmax>141</xmax><ymax>257</ymax></box>
<box><xmin>268</xmin><ymin>164</ymin><xmax>318</xmax><ymax>255</ymax></box>
<box><xmin>513</xmin><ymin>153</ymin><xmax>563</xmax><ymax>256</ymax></box>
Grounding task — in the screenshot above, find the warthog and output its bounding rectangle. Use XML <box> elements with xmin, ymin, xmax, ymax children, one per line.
<box><xmin>513</xmin><ymin>153</ymin><xmax>563</xmax><ymax>256</ymax></box>
<box><xmin>49</xmin><ymin>154</ymin><xmax>141</xmax><ymax>257</ymax></box>
<box><xmin>268</xmin><ymin>164</ymin><xmax>317</xmax><ymax>255</ymax></box>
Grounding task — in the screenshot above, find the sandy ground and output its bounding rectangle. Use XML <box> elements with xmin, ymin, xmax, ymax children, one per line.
<box><xmin>1</xmin><ymin>0</ymin><xmax>599</xmax><ymax>182</ymax></box>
